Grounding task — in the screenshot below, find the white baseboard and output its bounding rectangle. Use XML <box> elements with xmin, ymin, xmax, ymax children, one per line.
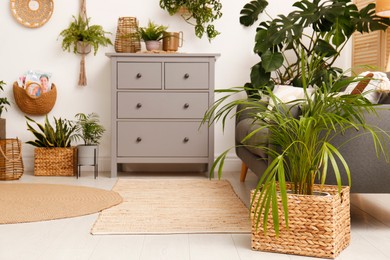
<box><xmin>22</xmin><ymin>154</ymin><xmax>243</xmax><ymax>173</ymax></box>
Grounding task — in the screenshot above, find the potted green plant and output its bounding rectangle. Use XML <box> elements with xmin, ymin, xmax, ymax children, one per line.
<box><xmin>137</xmin><ymin>20</ymin><xmax>168</xmax><ymax>51</ymax></box>
<box><xmin>74</xmin><ymin>113</ymin><xmax>105</xmax><ymax>176</ymax></box>
<box><xmin>0</xmin><ymin>80</ymin><xmax>10</xmax><ymax>139</ymax></box>
<box><xmin>202</xmin><ymin>0</ymin><xmax>390</xmax><ymax>257</ymax></box>
<box><xmin>159</xmin><ymin>0</ymin><xmax>222</xmax><ymax>41</ymax></box>
<box><xmin>238</xmin><ymin>0</ymin><xmax>390</xmax><ymax>97</ymax></box>
<box><xmin>26</xmin><ymin>115</ymin><xmax>78</xmax><ymax>176</ymax></box>
<box><xmin>59</xmin><ymin>15</ymin><xmax>112</xmax><ymax>55</ymax></box>
<box><xmin>59</xmin><ymin>15</ymin><xmax>113</xmax><ymax>86</ymax></box>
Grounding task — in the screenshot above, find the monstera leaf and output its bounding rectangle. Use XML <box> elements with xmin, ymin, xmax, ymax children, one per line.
<box><xmin>240</xmin><ymin>0</ymin><xmax>268</xmax><ymax>26</ymax></box>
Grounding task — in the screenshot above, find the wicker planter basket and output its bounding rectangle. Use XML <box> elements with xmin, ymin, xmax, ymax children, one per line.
<box><xmin>251</xmin><ymin>184</ymin><xmax>350</xmax><ymax>259</ymax></box>
<box><xmin>114</xmin><ymin>17</ymin><xmax>141</xmax><ymax>53</ymax></box>
<box><xmin>34</xmin><ymin>147</ymin><xmax>77</xmax><ymax>176</ymax></box>
<box><xmin>0</xmin><ymin>139</ymin><xmax>24</xmax><ymax>180</ymax></box>
<box><xmin>13</xmin><ymin>82</ymin><xmax>57</xmax><ymax>115</ymax></box>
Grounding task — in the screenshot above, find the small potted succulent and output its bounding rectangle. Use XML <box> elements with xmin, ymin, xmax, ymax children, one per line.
<box><xmin>74</xmin><ymin>113</ymin><xmax>105</xmax><ymax>169</ymax></box>
<box><xmin>137</xmin><ymin>20</ymin><xmax>168</xmax><ymax>51</ymax></box>
<box><xmin>0</xmin><ymin>80</ymin><xmax>10</xmax><ymax>139</ymax></box>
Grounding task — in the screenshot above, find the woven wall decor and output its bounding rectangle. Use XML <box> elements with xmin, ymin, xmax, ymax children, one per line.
<box><xmin>10</xmin><ymin>0</ymin><xmax>54</xmax><ymax>28</ymax></box>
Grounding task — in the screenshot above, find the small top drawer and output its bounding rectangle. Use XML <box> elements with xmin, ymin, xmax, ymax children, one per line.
<box><xmin>117</xmin><ymin>62</ymin><xmax>162</xmax><ymax>89</ymax></box>
<box><xmin>165</xmin><ymin>63</ymin><xmax>209</xmax><ymax>90</ymax></box>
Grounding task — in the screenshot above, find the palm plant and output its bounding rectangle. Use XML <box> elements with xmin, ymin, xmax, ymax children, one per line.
<box><xmin>74</xmin><ymin>113</ymin><xmax>105</xmax><ymax>145</ymax></box>
<box><xmin>203</xmin><ymin>52</ymin><xmax>390</xmax><ymax>235</ymax></box>
<box><xmin>26</xmin><ymin>116</ymin><xmax>77</xmax><ymax>147</ymax></box>
<box><xmin>238</xmin><ymin>0</ymin><xmax>390</xmax><ymax>97</ymax></box>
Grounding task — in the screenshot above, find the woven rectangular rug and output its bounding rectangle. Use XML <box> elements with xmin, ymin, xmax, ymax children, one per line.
<box><xmin>91</xmin><ymin>179</ymin><xmax>251</xmax><ymax>234</ymax></box>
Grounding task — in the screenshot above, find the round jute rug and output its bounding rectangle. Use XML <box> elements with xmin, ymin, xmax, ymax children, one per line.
<box><xmin>0</xmin><ymin>183</ymin><xmax>122</xmax><ymax>224</ymax></box>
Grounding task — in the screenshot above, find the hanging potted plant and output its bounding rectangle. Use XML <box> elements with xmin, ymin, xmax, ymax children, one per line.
<box><xmin>0</xmin><ymin>80</ymin><xmax>10</xmax><ymax>139</ymax></box>
<box><xmin>59</xmin><ymin>15</ymin><xmax>112</xmax><ymax>55</ymax></box>
<box><xmin>137</xmin><ymin>20</ymin><xmax>168</xmax><ymax>51</ymax></box>
<box><xmin>159</xmin><ymin>0</ymin><xmax>222</xmax><ymax>41</ymax></box>
<box><xmin>202</xmin><ymin>0</ymin><xmax>390</xmax><ymax>258</ymax></box>
<box><xmin>74</xmin><ymin>112</ymin><xmax>105</xmax><ymax>178</ymax></box>
<box><xmin>58</xmin><ymin>15</ymin><xmax>112</xmax><ymax>86</ymax></box>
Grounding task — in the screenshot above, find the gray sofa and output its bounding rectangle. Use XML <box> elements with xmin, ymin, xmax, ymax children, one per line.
<box><xmin>235</xmin><ymin>83</ymin><xmax>390</xmax><ymax>193</ymax></box>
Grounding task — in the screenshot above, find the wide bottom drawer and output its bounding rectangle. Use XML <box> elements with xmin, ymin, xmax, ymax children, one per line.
<box><xmin>117</xmin><ymin>121</ymin><xmax>208</xmax><ymax>157</ymax></box>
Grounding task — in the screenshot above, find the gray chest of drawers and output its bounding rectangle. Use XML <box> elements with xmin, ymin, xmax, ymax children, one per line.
<box><xmin>107</xmin><ymin>53</ymin><xmax>219</xmax><ymax>177</ymax></box>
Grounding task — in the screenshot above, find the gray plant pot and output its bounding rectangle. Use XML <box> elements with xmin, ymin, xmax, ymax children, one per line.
<box><xmin>77</xmin><ymin>145</ymin><xmax>98</xmax><ymax>166</ymax></box>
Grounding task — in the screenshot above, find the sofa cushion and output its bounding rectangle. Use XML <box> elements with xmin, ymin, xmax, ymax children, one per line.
<box><xmin>267</xmin><ymin>85</ymin><xmax>315</xmax><ymax>111</ymax></box>
<box><xmin>344</xmin><ymin>71</ymin><xmax>390</xmax><ymax>104</ymax></box>
<box><xmin>236</xmin><ymin>118</ymin><xmax>269</xmax><ymax>159</ymax></box>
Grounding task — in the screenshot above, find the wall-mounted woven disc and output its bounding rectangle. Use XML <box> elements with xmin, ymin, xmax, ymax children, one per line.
<box><xmin>10</xmin><ymin>0</ymin><xmax>54</xmax><ymax>28</ymax></box>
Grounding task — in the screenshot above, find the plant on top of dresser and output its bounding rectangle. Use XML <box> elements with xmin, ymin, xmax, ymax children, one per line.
<box><xmin>137</xmin><ymin>20</ymin><xmax>168</xmax><ymax>51</ymax></box>
<box><xmin>26</xmin><ymin>115</ymin><xmax>78</xmax><ymax>176</ymax></box>
<box><xmin>159</xmin><ymin>0</ymin><xmax>222</xmax><ymax>41</ymax></box>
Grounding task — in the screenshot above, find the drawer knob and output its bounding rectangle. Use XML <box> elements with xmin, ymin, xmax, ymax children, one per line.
<box><xmin>183</xmin><ymin>137</ymin><xmax>189</xmax><ymax>143</ymax></box>
<box><xmin>136</xmin><ymin>137</ymin><xmax>142</xmax><ymax>143</ymax></box>
<box><xmin>136</xmin><ymin>103</ymin><xmax>142</xmax><ymax>108</ymax></box>
<box><xmin>184</xmin><ymin>103</ymin><xmax>190</xmax><ymax>109</ymax></box>
<box><xmin>136</xmin><ymin>73</ymin><xmax>142</xmax><ymax>78</ymax></box>
<box><xmin>184</xmin><ymin>73</ymin><xmax>190</xmax><ymax>79</ymax></box>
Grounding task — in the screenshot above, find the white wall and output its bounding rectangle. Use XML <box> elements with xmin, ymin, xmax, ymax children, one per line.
<box><xmin>0</xmin><ymin>0</ymin><xmax>351</xmax><ymax>172</ymax></box>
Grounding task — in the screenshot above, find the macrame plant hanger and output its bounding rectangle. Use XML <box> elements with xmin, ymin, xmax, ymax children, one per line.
<box><xmin>79</xmin><ymin>0</ymin><xmax>88</xmax><ymax>86</ymax></box>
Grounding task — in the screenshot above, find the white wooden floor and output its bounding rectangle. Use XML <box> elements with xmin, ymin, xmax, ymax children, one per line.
<box><xmin>0</xmin><ymin>170</ymin><xmax>390</xmax><ymax>260</ymax></box>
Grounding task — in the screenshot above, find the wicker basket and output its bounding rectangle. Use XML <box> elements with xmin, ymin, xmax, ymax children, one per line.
<box><xmin>114</xmin><ymin>17</ymin><xmax>141</xmax><ymax>53</ymax></box>
<box><xmin>251</xmin><ymin>184</ymin><xmax>350</xmax><ymax>259</ymax></box>
<box><xmin>13</xmin><ymin>82</ymin><xmax>57</xmax><ymax>115</ymax></box>
<box><xmin>34</xmin><ymin>147</ymin><xmax>77</xmax><ymax>176</ymax></box>
<box><xmin>0</xmin><ymin>139</ymin><xmax>24</xmax><ymax>180</ymax></box>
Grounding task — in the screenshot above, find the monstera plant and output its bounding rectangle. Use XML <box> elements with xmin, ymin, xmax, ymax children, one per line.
<box><xmin>239</xmin><ymin>0</ymin><xmax>390</xmax><ymax>97</ymax></box>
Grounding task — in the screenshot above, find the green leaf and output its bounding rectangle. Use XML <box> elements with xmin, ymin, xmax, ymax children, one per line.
<box><xmin>313</xmin><ymin>39</ymin><xmax>338</xmax><ymax>57</ymax></box>
<box><xmin>250</xmin><ymin>63</ymin><xmax>271</xmax><ymax>87</ymax></box>
<box><xmin>261</xmin><ymin>50</ymin><xmax>284</xmax><ymax>72</ymax></box>
<box><xmin>240</xmin><ymin>0</ymin><xmax>269</xmax><ymax>26</ymax></box>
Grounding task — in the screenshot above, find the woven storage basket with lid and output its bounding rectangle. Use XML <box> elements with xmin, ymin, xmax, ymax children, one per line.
<box><xmin>251</xmin><ymin>184</ymin><xmax>350</xmax><ymax>259</ymax></box>
<box><xmin>0</xmin><ymin>139</ymin><xmax>24</xmax><ymax>180</ymax></box>
<box><xmin>13</xmin><ymin>82</ymin><xmax>57</xmax><ymax>115</ymax></box>
<box><xmin>114</xmin><ymin>17</ymin><xmax>141</xmax><ymax>53</ymax></box>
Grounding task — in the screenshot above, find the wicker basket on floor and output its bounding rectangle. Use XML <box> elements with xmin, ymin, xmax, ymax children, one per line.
<box><xmin>13</xmin><ymin>81</ymin><xmax>57</xmax><ymax>115</ymax></box>
<box><xmin>0</xmin><ymin>138</ymin><xmax>24</xmax><ymax>180</ymax></box>
<box><xmin>34</xmin><ymin>147</ymin><xmax>77</xmax><ymax>176</ymax></box>
<box><xmin>251</xmin><ymin>184</ymin><xmax>350</xmax><ymax>259</ymax></box>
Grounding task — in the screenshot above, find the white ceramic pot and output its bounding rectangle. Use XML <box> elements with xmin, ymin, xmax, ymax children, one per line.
<box><xmin>76</xmin><ymin>41</ymin><xmax>92</xmax><ymax>55</ymax></box>
<box><xmin>77</xmin><ymin>145</ymin><xmax>98</xmax><ymax>166</ymax></box>
<box><xmin>145</xmin><ymin>40</ymin><xmax>161</xmax><ymax>51</ymax></box>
